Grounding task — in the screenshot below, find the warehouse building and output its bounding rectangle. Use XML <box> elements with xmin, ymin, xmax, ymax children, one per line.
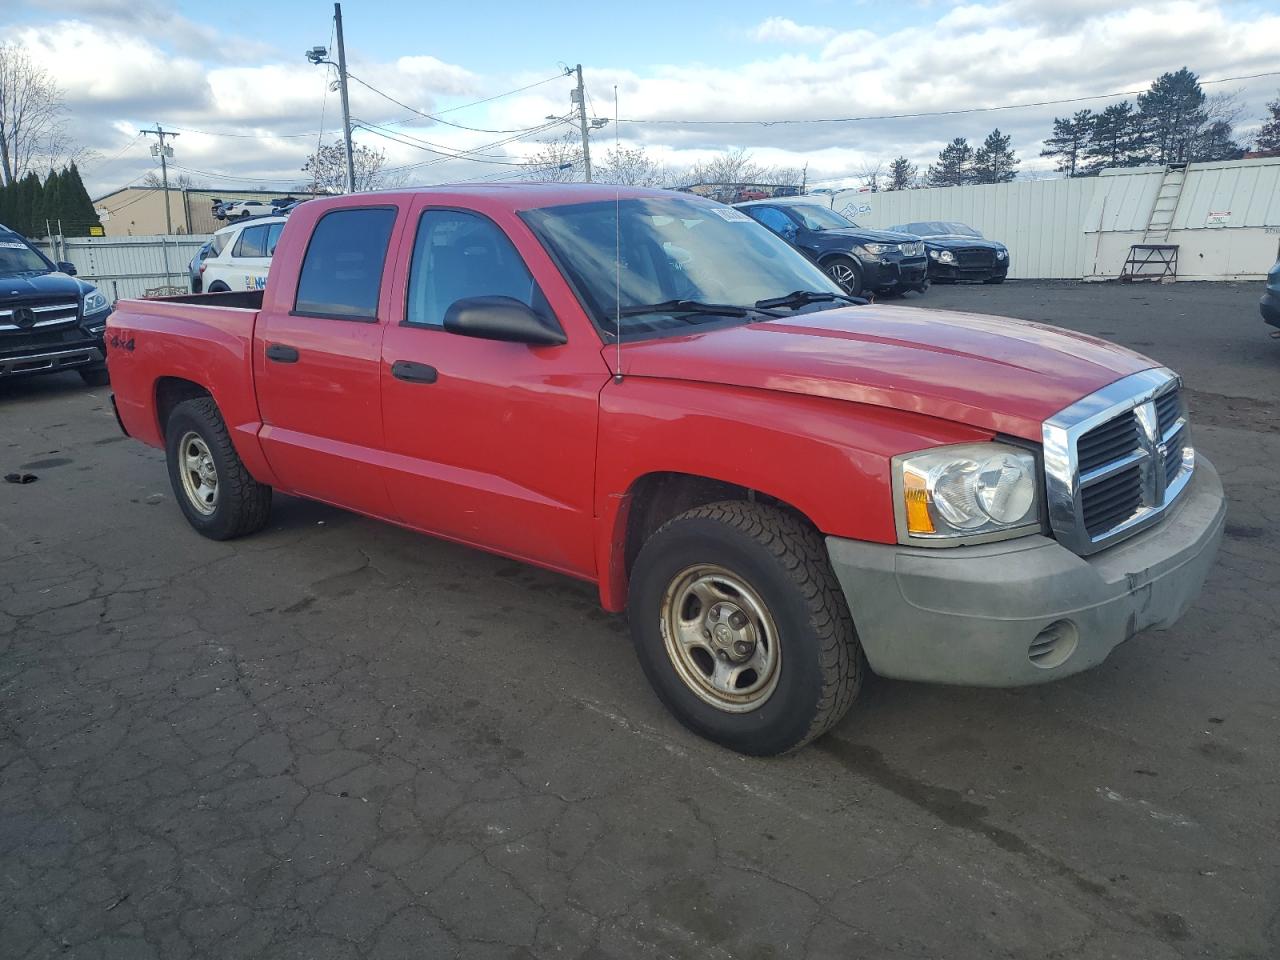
<box><xmin>91</xmin><ymin>187</ymin><xmax>295</xmax><ymax>237</ymax></box>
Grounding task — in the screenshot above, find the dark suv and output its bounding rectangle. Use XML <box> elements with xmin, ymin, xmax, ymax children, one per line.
<box><xmin>735</xmin><ymin>199</ymin><xmax>928</xmax><ymax>297</ymax></box>
<box><xmin>888</xmin><ymin>220</ymin><xmax>1009</xmax><ymax>284</ymax></box>
<box><xmin>0</xmin><ymin>223</ymin><xmax>112</xmax><ymax>385</ymax></box>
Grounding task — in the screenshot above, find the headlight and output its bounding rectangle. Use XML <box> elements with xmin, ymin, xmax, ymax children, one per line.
<box><xmin>995</xmin><ymin>248</ymin><xmax>1008</xmax><ymax>260</ymax></box>
<box><xmin>929</xmin><ymin>249</ymin><xmax>956</xmax><ymax>263</ymax></box>
<box><xmin>862</xmin><ymin>243</ymin><xmax>889</xmax><ymax>256</ymax></box>
<box><xmin>894</xmin><ymin>443</ymin><xmax>1041</xmax><ymax>545</ymax></box>
<box><xmin>82</xmin><ymin>289</ymin><xmax>110</xmax><ymax>315</ymax></box>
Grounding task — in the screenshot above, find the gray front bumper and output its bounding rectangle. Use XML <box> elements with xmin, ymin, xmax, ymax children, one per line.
<box><xmin>827</xmin><ymin>457</ymin><xmax>1226</xmax><ymax>687</ymax></box>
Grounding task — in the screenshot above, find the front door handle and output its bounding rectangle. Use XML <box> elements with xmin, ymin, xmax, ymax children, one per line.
<box><xmin>391</xmin><ymin>360</ymin><xmax>438</xmax><ymax>384</ymax></box>
<box><xmin>266</xmin><ymin>343</ymin><xmax>299</xmax><ymax>363</ymax></box>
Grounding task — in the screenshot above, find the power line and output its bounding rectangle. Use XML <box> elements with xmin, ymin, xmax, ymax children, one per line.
<box><xmin>346</xmin><ymin>71</ymin><xmax>567</xmax><ymax>134</ymax></box>
<box><xmin>380</xmin><ymin>118</ymin><xmax>572</xmax><ymax>175</ymax></box>
<box><xmin>611</xmin><ymin>70</ymin><xmax>1280</xmax><ymax>126</ymax></box>
<box><xmin>83</xmin><ymin>133</ymin><xmax>145</xmax><ymax>177</ymax></box>
<box><xmin>355</xmin><ymin>116</ymin><xmax>570</xmax><ymax>165</ymax></box>
<box><xmin>162</xmin><ymin>125</ymin><xmax>321</xmax><ymax>139</ymax></box>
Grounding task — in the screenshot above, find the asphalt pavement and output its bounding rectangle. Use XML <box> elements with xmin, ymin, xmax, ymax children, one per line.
<box><xmin>2</xmin><ymin>279</ymin><xmax>1277</xmax><ymax>959</ymax></box>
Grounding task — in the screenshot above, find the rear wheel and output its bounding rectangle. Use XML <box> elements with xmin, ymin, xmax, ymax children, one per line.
<box><xmin>823</xmin><ymin>256</ymin><xmax>864</xmax><ymax>297</ymax></box>
<box><xmin>207</xmin><ymin>281</ymin><xmax>231</xmax><ymax>293</ymax></box>
<box><xmin>165</xmin><ymin>397</ymin><xmax>271</xmax><ymax>540</ymax></box>
<box><xmin>628</xmin><ymin>501</ymin><xmax>864</xmax><ymax>755</ymax></box>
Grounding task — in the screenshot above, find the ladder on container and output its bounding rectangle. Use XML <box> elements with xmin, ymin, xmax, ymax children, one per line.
<box><xmin>1142</xmin><ymin>163</ymin><xmax>1188</xmax><ymax>243</ymax></box>
<box><xmin>1121</xmin><ymin>163</ymin><xmax>1187</xmax><ymax>280</ymax></box>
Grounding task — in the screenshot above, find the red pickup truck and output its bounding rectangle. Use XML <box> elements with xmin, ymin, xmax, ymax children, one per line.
<box><xmin>107</xmin><ymin>185</ymin><xmax>1226</xmax><ymax>755</ymax></box>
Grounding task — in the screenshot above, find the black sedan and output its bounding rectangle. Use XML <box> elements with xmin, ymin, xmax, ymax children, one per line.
<box><xmin>736</xmin><ymin>200</ymin><xmax>928</xmax><ymax>297</ymax></box>
<box><xmin>888</xmin><ymin>221</ymin><xmax>1009</xmax><ymax>283</ymax></box>
<box><xmin>1262</xmin><ymin>258</ymin><xmax>1279</xmax><ymax>332</ymax></box>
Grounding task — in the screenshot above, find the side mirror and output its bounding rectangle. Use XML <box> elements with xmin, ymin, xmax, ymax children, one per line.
<box><xmin>443</xmin><ymin>296</ymin><xmax>566</xmax><ymax>346</ymax></box>
<box><xmin>57</xmin><ymin>261</ymin><xmax>77</xmax><ymax>276</ymax></box>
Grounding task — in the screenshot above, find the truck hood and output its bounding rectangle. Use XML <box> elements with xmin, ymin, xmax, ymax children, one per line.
<box><xmin>610</xmin><ymin>305</ymin><xmax>1157</xmax><ymax>440</ymax></box>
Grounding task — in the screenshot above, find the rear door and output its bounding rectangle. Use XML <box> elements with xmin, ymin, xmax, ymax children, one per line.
<box><xmin>377</xmin><ymin>203</ymin><xmax>606</xmax><ymax>577</ymax></box>
<box><xmin>253</xmin><ymin>204</ymin><xmax>403</xmax><ymax>517</ymax></box>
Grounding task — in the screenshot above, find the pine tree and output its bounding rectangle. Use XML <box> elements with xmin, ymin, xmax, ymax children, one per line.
<box><xmin>1084</xmin><ymin>102</ymin><xmax>1144</xmax><ymax>173</ymax></box>
<box><xmin>1252</xmin><ymin>94</ymin><xmax>1280</xmax><ymax>157</ymax></box>
<box><xmin>1137</xmin><ymin>68</ymin><xmax>1208</xmax><ymax>165</ymax></box>
<box><xmin>1041</xmin><ymin>110</ymin><xmax>1094</xmax><ymax>177</ymax></box>
<box><xmin>926</xmin><ymin>138</ymin><xmax>973</xmax><ymax>187</ymax></box>
<box><xmin>0</xmin><ymin>181</ymin><xmax>13</xmax><ymax>228</ymax></box>
<box><xmin>17</xmin><ymin>172</ymin><xmax>43</xmax><ymax>236</ymax></box>
<box><xmin>42</xmin><ymin>168</ymin><xmax>64</xmax><ymax>234</ymax></box>
<box><xmin>60</xmin><ymin>163</ymin><xmax>101</xmax><ymax>237</ymax></box>
<box><xmin>972</xmin><ymin>129</ymin><xmax>1018</xmax><ymax>183</ymax></box>
<box><xmin>1192</xmin><ymin>120</ymin><xmax>1244</xmax><ymax>162</ymax></box>
<box><xmin>886</xmin><ymin>156</ymin><xmax>918</xmax><ymax>191</ymax></box>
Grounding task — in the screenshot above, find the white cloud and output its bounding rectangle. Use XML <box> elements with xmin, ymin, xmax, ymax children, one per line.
<box><xmin>750</xmin><ymin>17</ymin><xmax>836</xmax><ymax>45</ymax></box>
<box><xmin>11</xmin><ymin>0</ymin><xmax>1280</xmax><ymax>198</ymax></box>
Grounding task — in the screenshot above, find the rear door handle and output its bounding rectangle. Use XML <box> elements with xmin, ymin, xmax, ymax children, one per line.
<box><xmin>265</xmin><ymin>343</ymin><xmax>299</xmax><ymax>363</ymax></box>
<box><xmin>391</xmin><ymin>360</ymin><xmax>438</xmax><ymax>384</ymax></box>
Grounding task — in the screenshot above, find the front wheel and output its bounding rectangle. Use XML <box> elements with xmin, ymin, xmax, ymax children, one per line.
<box><xmin>79</xmin><ymin>365</ymin><xmax>110</xmax><ymax>386</ymax></box>
<box><xmin>984</xmin><ymin>276</ymin><xmax>1006</xmax><ymax>285</ymax></box>
<box><xmin>823</xmin><ymin>256</ymin><xmax>864</xmax><ymax>298</ymax></box>
<box><xmin>165</xmin><ymin>396</ymin><xmax>272</xmax><ymax>540</ymax></box>
<box><xmin>628</xmin><ymin>502</ymin><xmax>864</xmax><ymax>755</ymax></box>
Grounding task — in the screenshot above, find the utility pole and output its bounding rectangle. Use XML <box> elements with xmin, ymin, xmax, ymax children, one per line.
<box><xmin>573</xmin><ymin>64</ymin><xmax>592</xmax><ymax>182</ymax></box>
<box><xmin>333</xmin><ymin>3</ymin><xmax>356</xmax><ymax>193</ymax></box>
<box><xmin>140</xmin><ymin>123</ymin><xmax>179</xmax><ymax>282</ymax></box>
<box><xmin>140</xmin><ymin>124</ymin><xmax>178</xmax><ymax>235</ymax></box>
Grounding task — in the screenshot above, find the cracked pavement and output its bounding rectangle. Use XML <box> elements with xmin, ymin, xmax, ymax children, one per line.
<box><xmin>2</xmin><ymin>280</ymin><xmax>1278</xmax><ymax>959</ymax></box>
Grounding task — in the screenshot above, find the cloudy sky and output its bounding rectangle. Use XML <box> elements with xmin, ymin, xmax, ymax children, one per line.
<box><xmin>8</xmin><ymin>0</ymin><xmax>1280</xmax><ymax>199</ymax></box>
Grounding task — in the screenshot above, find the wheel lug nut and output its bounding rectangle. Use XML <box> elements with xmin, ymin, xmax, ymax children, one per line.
<box><xmin>733</xmin><ymin>640</ymin><xmax>753</xmax><ymax>656</ymax></box>
<box><xmin>728</xmin><ymin>612</ymin><xmax>747</xmax><ymax>630</ymax></box>
<box><xmin>703</xmin><ymin>629</ymin><xmax>711</xmax><ymax>639</ymax></box>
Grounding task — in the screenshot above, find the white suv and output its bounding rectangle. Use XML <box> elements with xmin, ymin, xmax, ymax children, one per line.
<box><xmin>200</xmin><ymin>215</ymin><xmax>288</xmax><ymax>293</ymax></box>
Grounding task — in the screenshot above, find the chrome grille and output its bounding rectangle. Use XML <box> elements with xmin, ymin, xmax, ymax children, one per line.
<box><xmin>0</xmin><ymin>300</ymin><xmax>80</xmax><ymax>331</ymax></box>
<box><xmin>1043</xmin><ymin>368</ymin><xmax>1195</xmax><ymax>556</ymax></box>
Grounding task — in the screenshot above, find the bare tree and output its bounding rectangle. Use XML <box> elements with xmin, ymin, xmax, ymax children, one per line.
<box><xmin>667</xmin><ymin>147</ymin><xmax>802</xmax><ymax>189</ymax></box>
<box><xmin>301</xmin><ymin>140</ymin><xmax>392</xmax><ymax>193</ymax></box>
<box><xmin>853</xmin><ymin>160</ymin><xmax>885</xmax><ymax>192</ymax></box>
<box><xmin>595</xmin><ymin>144</ymin><xmax>663</xmax><ymax>186</ymax></box>
<box><xmin>0</xmin><ymin>41</ymin><xmax>69</xmax><ymax>187</ymax></box>
<box><xmin>522</xmin><ymin>131</ymin><xmax>583</xmax><ymax>182</ymax></box>
<box><xmin>142</xmin><ymin>172</ymin><xmax>202</xmax><ymax>190</ymax></box>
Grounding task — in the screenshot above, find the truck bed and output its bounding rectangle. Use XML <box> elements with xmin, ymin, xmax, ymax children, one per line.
<box><xmin>148</xmin><ymin>289</ymin><xmax>265</xmax><ymax>310</ymax></box>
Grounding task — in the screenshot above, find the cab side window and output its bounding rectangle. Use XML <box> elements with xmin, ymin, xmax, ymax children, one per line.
<box><xmin>233</xmin><ymin>225</ymin><xmax>268</xmax><ymax>258</ymax></box>
<box><xmin>750</xmin><ymin>206</ymin><xmax>796</xmax><ymax>237</ymax></box>
<box><xmin>294</xmin><ymin>207</ymin><xmax>397</xmax><ymax>320</ymax></box>
<box><xmin>405</xmin><ymin>209</ymin><xmax>552</xmax><ymax>328</ymax></box>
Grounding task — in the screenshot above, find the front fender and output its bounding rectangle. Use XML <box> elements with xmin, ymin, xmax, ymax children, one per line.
<box><xmin>592</xmin><ymin>377</ymin><xmax>991</xmax><ymax>611</ymax></box>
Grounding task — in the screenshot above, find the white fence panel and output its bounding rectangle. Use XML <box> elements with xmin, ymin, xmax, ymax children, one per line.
<box><xmin>32</xmin><ymin>235</ymin><xmax>212</xmax><ymax>301</ymax></box>
<box><xmin>829</xmin><ymin>178</ymin><xmax>1101</xmax><ymax>280</ymax></box>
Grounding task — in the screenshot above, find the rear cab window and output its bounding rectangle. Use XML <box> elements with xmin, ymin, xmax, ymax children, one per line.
<box><xmin>293</xmin><ymin>207</ymin><xmax>398</xmax><ymax>320</ymax></box>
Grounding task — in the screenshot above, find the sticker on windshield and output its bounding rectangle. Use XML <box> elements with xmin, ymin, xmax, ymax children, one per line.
<box><xmin>0</xmin><ymin>241</ymin><xmax>29</xmax><ymax>249</ymax></box>
<box><xmin>709</xmin><ymin>207</ymin><xmax>753</xmax><ymax>223</ymax></box>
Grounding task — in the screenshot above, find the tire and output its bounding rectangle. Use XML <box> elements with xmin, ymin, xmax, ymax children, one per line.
<box><xmin>984</xmin><ymin>276</ymin><xmax>1006</xmax><ymax>285</ymax></box>
<box><xmin>79</xmin><ymin>366</ymin><xmax>110</xmax><ymax>386</ymax></box>
<box><xmin>164</xmin><ymin>396</ymin><xmax>271</xmax><ymax>540</ymax></box>
<box><xmin>914</xmin><ymin>279</ymin><xmax>931</xmax><ymax>295</ymax></box>
<box><xmin>628</xmin><ymin>501</ymin><xmax>864</xmax><ymax>756</ymax></box>
<box><xmin>206</xmin><ymin>281</ymin><xmax>231</xmax><ymax>293</ymax></box>
<box><xmin>823</xmin><ymin>256</ymin><xmax>864</xmax><ymax>297</ymax></box>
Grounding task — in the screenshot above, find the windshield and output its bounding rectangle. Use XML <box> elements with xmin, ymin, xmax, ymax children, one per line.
<box><xmin>899</xmin><ymin>221</ymin><xmax>983</xmax><ymax>238</ymax></box>
<box><xmin>787</xmin><ymin>205</ymin><xmax>856</xmax><ymax>232</ymax></box>
<box><xmin>523</xmin><ymin>197</ymin><xmax>845</xmax><ymax>339</ymax></box>
<box><xmin>0</xmin><ymin>235</ymin><xmax>54</xmax><ymax>276</ymax></box>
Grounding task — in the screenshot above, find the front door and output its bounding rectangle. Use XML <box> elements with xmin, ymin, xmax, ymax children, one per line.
<box><xmin>378</xmin><ymin>204</ymin><xmax>607</xmax><ymax>578</ymax></box>
<box><xmin>254</xmin><ymin>204</ymin><xmax>402</xmax><ymax>518</ymax></box>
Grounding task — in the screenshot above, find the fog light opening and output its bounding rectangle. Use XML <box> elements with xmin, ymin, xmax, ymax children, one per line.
<box><xmin>1028</xmin><ymin>620</ymin><xmax>1078</xmax><ymax>669</ymax></box>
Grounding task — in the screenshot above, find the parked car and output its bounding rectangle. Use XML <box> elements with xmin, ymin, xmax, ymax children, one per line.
<box><xmin>199</xmin><ymin>215</ymin><xmax>287</xmax><ymax>292</ymax></box>
<box><xmin>889</xmin><ymin>220</ymin><xmax>1010</xmax><ymax>283</ymax></box>
<box><xmin>0</xmin><ymin>222</ymin><xmax>112</xmax><ymax>385</ymax></box>
<box><xmin>106</xmin><ymin>185</ymin><xmax>1225</xmax><ymax>756</ymax></box>
<box><xmin>211</xmin><ymin>196</ymin><xmax>301</xmax><ymax>221</ymax></box>
<box><xmin>186</xmin><ymin>234</ymin><xmax>231</xmax><ymax>294</ymax></box>
<box><xmin>737</xmin><ymin>198</ymin><xmax>928</xmax><ymax>297</ymax></box>
<box><xmin>1261</xmin><ymin>257</ymin><xmax>1279</xmax><ymax>332</ymax></box>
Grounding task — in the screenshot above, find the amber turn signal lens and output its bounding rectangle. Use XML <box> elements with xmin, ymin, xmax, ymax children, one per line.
<box><xmin>903</xmin><ymin>472</ymin><xmax>935</xmax><ymax>535</ymax></box>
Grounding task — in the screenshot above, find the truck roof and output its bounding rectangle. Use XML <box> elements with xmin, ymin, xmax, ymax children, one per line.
<box><xmin>322</xmin><ymin>182</ymin><xmax>681</xmax><ymax>211</ymax></box>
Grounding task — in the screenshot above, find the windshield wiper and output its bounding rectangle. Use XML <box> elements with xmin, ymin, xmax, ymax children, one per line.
<box><xmin>617</xmin><ymin>299</ymin><xmax>780</xmax><ymax>321</ymax></box>
<box><xmin>754</xmin><ymin>290</ymin><xmax>868</xmax><ymax>310</ymax></box>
